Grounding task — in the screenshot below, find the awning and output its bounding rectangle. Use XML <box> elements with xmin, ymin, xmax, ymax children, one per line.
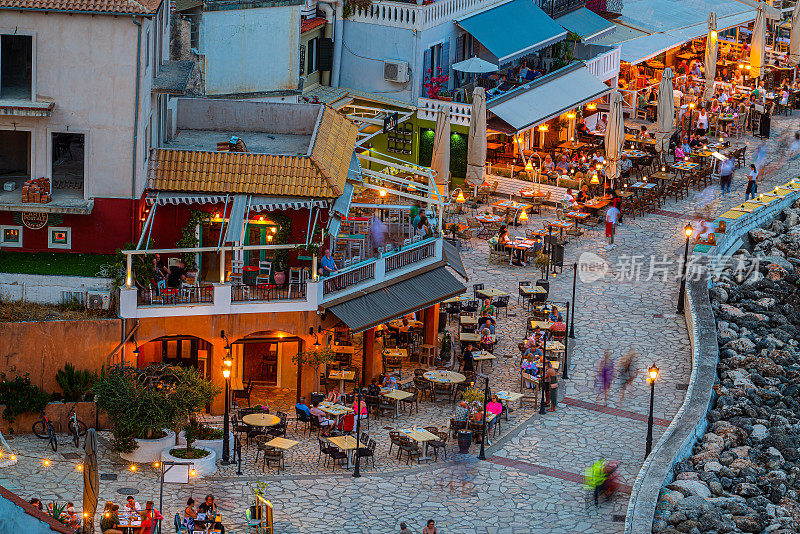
<box><xmin>327</xmin><ymin>267</ymin><xmax>466</xmax><ymax>333</ymax></box>
<box><xmin>457</xmin><ymin>0</ymin><xmax>567</xmax><ymax>64</ymax></box>
<box><xmin>0</xmin><ymin>100</ymin><xmax>55</xmax><ymax>117</ymax></box>
<box><xmin>617</xmin><ymin>12</ymin><xmax>757</xmax><ymax>64</ymax></box>
<box><xmin>146</xmin><ymin>192</ymin><xmax>228</xmax><ymax>205</ymax></box>
<box><xmin>487</xmin><ymin>65</ymin><xmax>612</xmax><ymax>133</ymax></box>
<box><xmin>555</xmin><ymin>7</ymin><xmax>616</xmax><ymax>43</ymax></box>
<box><xmin>327</xmin><ymin>182</ymin><xmax>355</xmax><ymax>238</ymax></box>
<box><xmin>248</xmin><ymin>197</ymin><xmax>328</xmax><ymax>212</ymax></box>
<box><xmin>442</xmin><ymin>240</ymin><xmax>468</xmax><ymax>280</ymax></box>
<box><xmin>224</xmin><ymin>195</ymin><xmax>249</xmax><ymax>244</ymax></box>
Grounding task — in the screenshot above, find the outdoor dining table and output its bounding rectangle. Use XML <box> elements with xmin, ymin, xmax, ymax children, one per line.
<box><xmin>504</xmin><ymin>239</ymin><xmax>540</xmax><ymax>263</ymax></box>
<box><xmin>398</xmin><ymin>428</ymin><xmax>439</xmax><ymax>460</ymax></box>
<box><xmin>459</xmin><ymin>331</ymin><xmax>496</xmax><ymax>343</ymax></box>
<box><xmin>496</xmin><ymin>390</ymin><xmax>524</xmax><ymax>406</ymax></box>
<box><xmin>631</xmin><ymin>181</ymin><xmax>656</xmax><ymax>191</ymax></box>
<box><xmin>486</xmin><ymin>142</ymin><xmax>504</xmax><ymax>163</ymax></box>
<box><xmin>578</xmin><ymin>199</ymin><xmax>609</xmax><ymax>213</ymax></box>
<box><xmin>242</xmin><ymin>413</ymin><xmax>281</xmax><ymax>428</ymax></box>
<box><xmin>520</xmin><ymin>285</ymin><xmax>546</xmax><ymax>297</ymax></box>
<box><xmin>328</xmin><ymin>370</ymin><xmax>356</xmax><ymax>393</ymax></box>
<box><xmin>519</xmin><ymin>188</ymin><xmax>547</xmax><ymax>199</ymax></box>
<box><xmin>530</xmin><ymin>320</ymin><xmax>553</xmax><ymax>330</ymax></box>
<box><xmin>118</xmin><ymin>514</ymin><xmax>142</xmax><ymax>534</ymax></box>
<box><xmin>548</xmin><ymin>220</ymin><xmax>574</xmax><ymax>238</ymax></box>
<box><xmin>671</xmin><ymin>161</ymin><xmax>699</xmax><ymax>177</ymax></box>
<box><xmin>383</xmin><ymin>348</ymin><xmax>408</xmax><ymax>359</ymax></box>
<box><xmin>649</xmin><ymin>171</ymin><xmax>672</xmax><ymax>183</ymax></box>
<box><xmin>472</xmin><ymin>350</ymin><xmax>496</xmax><ymax>375</ymax></box>
<box><xmin>475</xmin><ymin>214</ymin><xmax>502</xmax><ymax>237</ymax></box>
<box><xmin>382</xmin><ymin>388</ymin><xmax>413</xmax><ymax>417</ymax></box>
<box><xmin>564</xmin><ymin>211</ymin><xmax>590</xmax><ymax>226</ymax></box>
<box><xmin>477</xmin><ymin>288</ymin><xmax>508</xmax><ymax>299</ymax></box>
<box><xmin>327</xmin><ymin>435</ymin><xmax>367</xmax><ymax>468</ymax></box>
<box><xmin>460</xmin><ymin>315</ymin><xmax>478</xmax><ymax>325</ymax></box>
<box><xmin>621</xmin><ymin>149</ymin><xmax>647</xmax><ymax>159</ymax></box>
<box><xmin>443</xmin><ymin>295</ymin><xmax>472</xmax><ymax>304</ymax></box>
<box><xmin>423</xmin><ymin>370</ymin><xmax>466</xmax><ymax>385</ymax></box>
<box><xmin>318</xmin><ymin>401</ymin><xmax>351</xmax><ymax>424</ymax></box>
<box><xmin>265</xmin><ymin>437</ymin><xmax>298</xmax><ymax>450</ymax></box>
<box><xmin>546</xmin><ymin>340</ymin><xmax>566</xmax><ymax>352</ymax></box>
<box><xmin>558</xmin><ymin>140</ymin><xmax>587</xmax><ymax>150</ymax></box>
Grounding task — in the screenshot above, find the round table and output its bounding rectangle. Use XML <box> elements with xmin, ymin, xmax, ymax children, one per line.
<box><xmin>242</xmin><ymin>413</ymin><xmax>280</xmax><ymax>427</ymax></box>
<box><xmin>423</xmin><ymin>370</ymin><xmax>466</xmax><ymax>384</ymax></box>
<box><xmin>475</xmin><ymin>215</ymin><xmax>501</xmax><ymax>223</ymax></box>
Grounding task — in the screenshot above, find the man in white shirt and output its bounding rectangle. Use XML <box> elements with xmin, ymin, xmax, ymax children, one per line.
<box><xmin>125</xmin><ymin>496</ymin><xmax>142</xmax><ymax>514</ymax></box>
<box><xmin>605</xmin><ymin>205</ymin><xmax>620</xmax><ymax>249</ymax></box>
<box><xmin>563</xmin><ymin>188</ymin><xmax>578</xmax><ymax>208</ymax></box>
<box><xmin>619</xmin><ymin>155</ymin><xmax>632</xmax><ymax>179</ymax></box>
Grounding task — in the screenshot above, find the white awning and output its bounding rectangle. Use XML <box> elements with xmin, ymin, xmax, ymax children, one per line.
<box><xmin>487</xmin><ymin>65</ymin><xmax>612</xmax><ymax>133</ymax></box>
<box><xmin>249</xmin><ymin>197</ymin><xmax>329</xmax><ymax>212</ymax></box>
<box><xmin>146</xmin><ymin>192</ymin><xmax>228</xmax><ymax>205</ymax></box>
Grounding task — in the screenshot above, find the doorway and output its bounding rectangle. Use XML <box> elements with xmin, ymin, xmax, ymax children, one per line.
<box><xmin>235</xmin><ymin>335</ymin><xmax>300</xmax><ymax>387</ymax></box>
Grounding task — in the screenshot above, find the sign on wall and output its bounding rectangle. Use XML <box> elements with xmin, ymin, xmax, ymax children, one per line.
<box><xmin>20</xmin><ymin>212</ymin><xmax>49</xmax><ymax>230</ymax></box>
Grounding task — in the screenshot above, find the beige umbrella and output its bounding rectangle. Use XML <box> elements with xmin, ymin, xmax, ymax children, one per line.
<box><xmin>750</xmin><ymin>2</ymin><xmax>766</xmax><ymax>79</ymax></box>
<box><xmin>83</xmin><ymin>429</ymin><xmax>99</xmax><ymax>534</ymax></box>
<box><xmin>789</xmin><ymin>2</ymin><xmax>800</xmax><ymax>66</ymax></box>
<box><xmin>703</xmin><ymin>12</ymin><xmax>718</xmax><ymax>102</ymax></box>
<box><xmin>604</xmin><ymin>91</ymin><xmax>624</xmax><ymax>185</ymax></box>
<box><xmin>431</xmin><ymin>106</ymin><xmax>451</xmax><ymax>197</ymax></box>
<box><xmin>655</xmin><ymin>68</ymin><xmax>675</xmax><ymax>157</ymax></box>
<box><xmin>465</xmin><ymin>87</ymin><xmax>487</xmax><ymax>193</ymax></box>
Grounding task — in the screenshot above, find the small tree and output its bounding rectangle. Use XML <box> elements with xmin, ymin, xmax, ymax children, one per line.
<box><xmin>94</xmin><ymin>364</ymin><xmax>219</xmax><ymax>453</ymax></box>
<box><xmin>56</xmin><ymin>363</ymin><xmax>96</xmax><ymax>402</ymax></box>
<box><xmin>292</xmin><ymin>346</ymin><xmax>336</xmax><ymax>393</ymax></box>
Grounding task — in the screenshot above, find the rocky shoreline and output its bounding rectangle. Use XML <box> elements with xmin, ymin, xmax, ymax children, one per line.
<box><xmin>653</xmin><ymin>203</ymin><xmax>800</xmax><ymax>534</ymax></box>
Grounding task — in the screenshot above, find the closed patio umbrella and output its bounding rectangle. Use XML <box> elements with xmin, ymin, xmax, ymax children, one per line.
<box><xmin>431</xmin><ymin>106</ymin><xmax>451</xmax><ymax>197</ymax></box>
<box><xmin>465</xmin><ymin>87</ymin><xmax>487</xmax><ymax>194</ymax></box>
<box><xmin>789</xmin><ymin>2</ymin><xmax>800</xmax><ymax>66</ymax></box>
<box><xmin>751</xmin><ymin>2</ymin><xmax>766</xmax><ymax>79</ymax></box>
<box><xmin>83</xmin><ymin>429</ymin><xmax>99</xmax><ymax>534</ymax></box>
<box><xmin>703</xmin><ymin>12</ymin><xmax>718</xmax><ymax>102</ymax></box>
<box><xmin>655</xmin><ymin>68</ymin><xmax>675</xmax><ymax>157</ymax></box>
<box><xmin>604</xmin><ymin>91</ymin><xmax>624</xmax><ymax>186</ymax></box>
<box><xmin>452</xmin><ymin>57</ymin><xmax>498</xmax><ymax>74</ymax></box>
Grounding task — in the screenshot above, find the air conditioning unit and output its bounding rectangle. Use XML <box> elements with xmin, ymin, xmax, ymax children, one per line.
<box><xmin>383</xmin><ymin>61</ymin><xmax>409</xmax><ymax>83</ymax></box>
<box><xmin>87</xmin><ymin>291</ymin><xmax>111</xmax><ymax>310</ymax></box>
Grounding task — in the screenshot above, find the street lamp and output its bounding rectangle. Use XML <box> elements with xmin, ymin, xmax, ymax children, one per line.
<box><xmin>221</xmin><ymin>330</ymin><xmax>233</xmax><ymax>465</ymax></box>
<box><xmin>677</xmin><ymin>223</ymin><xmax>693</xmax><ymax>313</ymax></box>
<box><xmin>478</xmin><ymin>377</ymin><xmax>489</xmax><ymax>460</ymax></box>
<box><xmin>353</xmin><ymin>385</ymin><xmax>363</xmax><ymax>477</ymax></box>
<box><xmin>645</xmin><ymin>363</ymin><xmax>659</xmax><ymax>458</ymax></box>
<box><xmin>539</xmin><ymin>335</ymin><xmax>548</xmax><ymax>415</ymax></box>
<box><xmin>569</xmin><ymin>262</ymin><xmax>577</xmax><ymax>338</ymax></box>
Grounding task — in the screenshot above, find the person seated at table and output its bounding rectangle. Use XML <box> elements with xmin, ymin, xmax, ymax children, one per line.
<box><xmin>65</xmin><ymin>503</ymin><xmax>81</xmax><ymax>530</ymax></box>
<box><xmin>638</xmin><ymin>125</ymin><xmax>652</xmax><ymax>141</ymax></box>
<box><xmin>709</xmin><ymin>99</ymin><xmax>720</xmax><ymax>114</ymax></box>
<box><xmin>319</xmin><ymin>248</ymin><xmax>337</xmax><ymax>276</ymax></box>
<box><xmin>571</xmin><ymin>149</ymin><xmax>584</xmax><ymax>164</ymax></box>
<box><xmin>688</xmin><ymin>133</ymin><xmax>701</xmax><ymax>150</ymax></box>
<box><xmin>479</xmin><ymin>298</ymin><xmax>495</xmax><ymax>322</ymax></box>
<box><xmin>521</xmin><ymin>358</ymin><xmax>539</xmax><ymax>388</ymax></box>
<box><xmin>381</xmin><ymin>373</ymin><xmax>398</xmax><ymax>390</ymax></box>
<box><xmin>542</xmin><ymin>154</ymin><xmax>555</xmax><ymax>172</ymax></box>
<box><xmin>101</xmin><ymin>503</ymin><xmax>123</xmax><ymax>534</ymax></box>
<box><xmin>591</xmin><ymin>150</ymin><xmax>605</xmax><ymax>165</ymax></box>
<box><xmin>548</xmin><ymin>306</ymin><xmax>562</xmax><ymax>323</ymax></box>
<box><xmin>486</xmin><ymin>395</ymin><xmax>503</xmax><ymax>443</ymax></box>
<box><xmin>648</xmin><ymin>89</ymin><xmax>658</xmax><ymax>104</ymax></box>
<box><xmin>151</xmin><ymin>253</ymin><xmax>169</xmax><ymax>281</ymax></box>
<box><xmin>479</xmin><ymin>315</ymin><xmax>495</xmax><ymax>336</ymax></box>
<box><xmin>454</xmin><ymin>401</ymin><xmax>470</xmax><ymax>423</ymax></box>
<box><xmin>674</xmin><ymin>142</ymin><xmax>686</xmax><ymax>160</ymax></box>
<box><xmin>295</xmin><ymin>396</ymin><xmax>311</xmax><ymax>418</ymax></box>
<box><xmin>690</xmin><ymin>61</ymin><xmax>702</xmax><ymax>78</ymax></box>
<box><xmin>183</xmin><ymin>498</ymin><xmax>197</xmax><ymax>532</ymax></box>
<box><xmin>636</xmin><ymin>90</ymin><xmax>649</xmax><ymax>113</ymax></box>
<box><xmin>144</xmin><ymin>501</ymin><xmax>163</xmax><ymax>522</ymax></box>
<box><xmin>576</xmin><ymin>184</ymin><xmax>590</xmax><ymax>204</ymax></box>
<box><xmin>556</xmin><ymin>155</ymin><xmax>570</xmax><ymax>173</ymax></box>
<box><xmin>367</xmin><ymin>378</ymin><xmax>381</xmax><ymax>397</ymax></box>
<box><xmin>479</xmin><ymin>326</ymin><xmax>494</xmax><ymax>353</ymax></box>
<box><xmin>595</xmin><ymin>114</ymin><xmax>607</xmax><ymax>133</ymax></box>
<box><xmin>733</xmin><ymin>70</ymin><xmax>744</xmax><ymax>87</ymax></box>
<box><xmin>124</xmin><ymin>496</ymin><xmax>142</xmax><ymax>515</ymax></box>
<box><xmin>310</xmin><ymin>401</ymin><xmax>334</xmax><ymax>435</ymax></box>
<box><xmin>352</xmin><ymin>394</ymin><xmax>368</xmax><ymax>420</ymax></box>
<box><xmin>462</xmin><ymin>343</ymin><xmax>475</xmax><ymax>373</ymax></box>
<box><xmin>619</xmin><ymin>154</ymin><xmax>632</xmax><ymax>180</ymax></box>
<box><xmin>563</xmin><ymin>188</ymin><xmax>578</xmax><ymax>210</ymax></box>
<box><xmin>326</xmin><ymin>388</ymin><xmax>341</xmax><ymax>404</ymax></box>
<box><xmin>681</xmin><ymin>138</ymin><xmax>692</xmax><ymax>156</ymax></box>
<box><xmin>528</xmin><ymin>326</ymin><xmax>547</xmax><ymax>346</ymax></box>
<box><xmin>720</xmin><ymin>66</ymin><xmax>730</xmax><ymax>81</ymax></box>
<box><xmin>577</xmin><ymin>118</ymin><xmax>590</xmax><ymax>136</ymax></box>
<box><xmin>781</xmin><ymin>86</ymin><xmax>790</xmax><ymax>107</ymax></box>
<box><xmin>718</xmin><ymin>90</ymin><xmax>729</xmax><ymax>106</ymax></box>
<box><xmin>166</xmin><ymin>260</ymin><xmax>187</xmax><ymax>289</ymax></box>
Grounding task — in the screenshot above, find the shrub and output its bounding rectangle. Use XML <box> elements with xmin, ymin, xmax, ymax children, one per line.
<box><xmin>0</xmin><ymin>373</ymin><xmax>50</xmax><ymax>424</ymax></box>
<box><xmin>55</xmin><ymin>363</ymin><xmax>96</xmax><ymax>402</ymax></box>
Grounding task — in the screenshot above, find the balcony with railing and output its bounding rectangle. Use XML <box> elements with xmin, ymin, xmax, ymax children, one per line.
<box><xmin>348</xmin><ymin>0</ymin><xmax>506</xmax><ymax>31</ymax></box>
<box><xmin>534</xmin><ymin>0</ymin><xmax>584</xmax><ymax>18</ymax></box>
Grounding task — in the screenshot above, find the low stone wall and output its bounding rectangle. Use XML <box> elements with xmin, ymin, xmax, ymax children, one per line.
<box><xmin>0</xmin><ymin>401</ymin><xmax>110</xmax><ymax>435</ymax></box>
<box><xmin>624</xmin><ymin>262</ymin><xmax>720</xmax><ymax>533</ymax></box>
<box><xmin>0</xmin><ymin>272</ymin><xmax>113</xmax><ymax>305</ymax></box>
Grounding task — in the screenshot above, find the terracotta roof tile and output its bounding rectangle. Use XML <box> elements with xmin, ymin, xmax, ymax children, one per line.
<box><xmin>148</xmin><ymin>106</ymin><xmax>358</xmax><ymax>198</ymax></box>
<box><xmin>0</xmin><ymin>0</ymin><xmax>162</xmax><ymax>14</ymax></box>
<box><xmin>301</xmin><ymin>16</ymin><xmax>326</xmax><ymax>34</ymax></box>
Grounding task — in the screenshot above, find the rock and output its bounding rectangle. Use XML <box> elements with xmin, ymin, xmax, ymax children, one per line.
<box><xmin>661</xmin><ymin>489</ymin><xmax>686</xmax><ymax>506</ymax></box>
<box><xmin>709</xmin><ymin>480</ymin><xmax>724</xmax><ymax>496</ymax></box>
<box><xmin>712</xmin><ymin>421</ymin><xmax>748</xmax><ymax>447</ymax></box>
<box><xmin>750</xmin><ymin>228</ymin><xmax>777</xmax><ymax>243</ymax></box>
<box><xmin>732</xmin><ymin>515</ymin><xmax>763</xmax><ymax>533</ymax></box>
<box><xmin>710</xmin><ymin>286</ymin><xmax>729</xmax><ymax>303</ymax></box>
<box><xmin>668</xmin><ymin>479</ymin><xmax>712</xmax><ymax>498</ymax></box>
<box><xmin>765</xmin><ymin>256</ymin><xmax>794</xmax><ymax>273</ymax></box>
<box><xmin>752</xmin><ymin>424</ymin><xmax>769</xmax><ymax>441</ymax></box>
<box><xmin>727</xmin><ymin>337</ymin><xmax>756</xmax><ymax>354</ymax></box>
<box><xmin>735</xmin><ymin>482</ymin><xmax>760</xmax><ymax>497</ymax></box>
<box><xmin>704</xmin><ymin>461</ymin><xmax>724</xmax><ymax>473</ymax></box>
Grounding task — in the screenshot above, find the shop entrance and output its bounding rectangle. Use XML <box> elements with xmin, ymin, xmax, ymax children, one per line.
<box><xmin>234</xmin><ymin>335</ymin><xmax>300</xmax><ymax>388</ymax></box>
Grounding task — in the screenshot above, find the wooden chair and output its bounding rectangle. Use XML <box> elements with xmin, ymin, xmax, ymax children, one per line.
<box><xmin>229</xmin><ymin>259</ymin><xmax>244</xmax><ymax>285</ymax></box>
<box><xmin>256</xmin><ymin>261</ymin><xmax>272</xmax><ymax>285</ymax></box>
<box><xmin>233</xmin><ymin>380</ymin><xmax>253</xmax><ymax>408</ymax></box>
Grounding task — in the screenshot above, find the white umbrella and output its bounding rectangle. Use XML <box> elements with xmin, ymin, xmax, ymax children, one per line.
<box><xmin>703</xmin><ymin>12</ymin><xmax>718</xmax><ymax>102</ymax></box>
<box><xmin>604</xmin><ymin>91</ymin><xmax>625</xmax><ymax>185</ymax></box>
<box><xmin>655</xmin><ymin>68</ymin><xmax>675</xmax><ymax>156</ymax></box>
<box><xmin>789</xmin><ymin>2</ymin><xmax>800</xmax><ymax>66</ymax></box>
<box><xmin>431</xmin><ymin>106</ymin><xmax>451</xmax><ymax>197</ymax></box>
<box><xmin>452</xmin><ymin>57</ymin><xmax>499</xmax><ymax>74</ymax></box>
<box><xmin>751</xmin><ymin>2</ymin><xmax>766</xmax><ymax>79</ymax></box>
<box><xmin>465</xmin><ymin>87</ymin><xmax>487</xmax><ymax>193</ymax></box>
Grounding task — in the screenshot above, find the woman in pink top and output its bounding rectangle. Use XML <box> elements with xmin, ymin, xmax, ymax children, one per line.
<box><xmin>353</xmin><ymin>396</ymin><xmax>368</xmax><ymax>419</ymax></box>
<box><xmin>485</xmin><ymin>395</ymin><xmax>503</xmax><ymax>445</ymax></box>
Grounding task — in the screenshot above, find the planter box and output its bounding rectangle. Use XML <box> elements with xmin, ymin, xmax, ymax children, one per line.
<box><xmin>161</xmin><ymin>445</ymin><xmax>217</xmax><ymax>478</ymax></box>
<box><xmin>177</xmin><ymin>430</ymin><xmax>234</xmax><ymax>462</ymax></box>
<box><xmin>121</xmin><ymin>429</ymin><xmax>175</xmax><ymax>463</ymax></box>
<box><xmin>0</xmin><ymin>401</ymin><xmax>109</xmax><ymax>435</ymax></box>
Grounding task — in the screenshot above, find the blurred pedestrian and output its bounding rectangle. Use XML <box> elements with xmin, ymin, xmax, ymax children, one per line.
<box><xmin>744</xmin><ymin>164</ymin><xmax>758</xmax><ymax>201</ymax></box>
<box><xmin>618</xmin><ymin>348</ymin><xmax>637</xmax><ymax>401</ymax></box>
<box><xmin>596</xmin><ymin>351</ymin><xmax>614</xmax><ymax>405</ymax></box>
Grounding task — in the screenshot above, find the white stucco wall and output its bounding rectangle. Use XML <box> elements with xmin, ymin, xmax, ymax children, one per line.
<box><xmin>0</xmin><ymin>7</ymin><xmax>167</xmax><ymax>200</ymax></box>
<box><xmin>199</xmin><ymin>5</ymin><xmax>301</xmax><ymax>95</ymax></box>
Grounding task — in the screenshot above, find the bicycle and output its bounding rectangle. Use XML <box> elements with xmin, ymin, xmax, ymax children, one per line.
<box><xmin>68</xmin><ymin>404</ymin><xmax>87</xmax><ymax>448</ymax></box>
<box><xmin>32</xmin><ymin>411</ymin><xmax>58</xmax><ymax>452</ymax></box>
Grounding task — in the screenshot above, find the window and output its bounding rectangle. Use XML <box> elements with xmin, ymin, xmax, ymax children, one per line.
<box><xmin>51</xmin><ymin>133</ymin><xmax>85</xmax><ymax>197</ymax></box>
<box><xmin>0</xmin><ymin>225</ymin><xmax>22</xmax><ymax>247</ymax></box>
<box><xmin>307</xmin><ymin>38</ymin><xmax>318</xmax><ymax>74</ymax></box>
<box><xmin>1</xmin><ymin>34</ymin><xmax>33</xmax><ymax>100</ymax></box>
<box><xmin>48</xmin><ymin>227</ymin><xmax>71</xmax><ymax>249</ymax></box>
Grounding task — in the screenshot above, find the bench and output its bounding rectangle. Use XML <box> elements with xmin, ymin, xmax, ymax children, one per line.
<box><xmin>484</xmin><ymin>174</ymin><xmax>568</xmax><ymax>208</ymax></box>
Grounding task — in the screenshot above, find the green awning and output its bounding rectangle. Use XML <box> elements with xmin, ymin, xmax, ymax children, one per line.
<box><xmin>327</xmin><ymin>267</ymin><xmax>466</xmax><ymax>333</ymax></box>
<box><xmin>457</xmin><ymin>0</ymin><xmax>567</xmax><ymax>64</ymax></box>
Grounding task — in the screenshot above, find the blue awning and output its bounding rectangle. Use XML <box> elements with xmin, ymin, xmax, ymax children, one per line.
<box><xmin>457</xmin><ymin>0</ymin><xmax>567</xmax><ymax>64</ymax></box>
<box><xmin>555</xmin><ymin>7</ymin><xmax>615</xmax><ymax>43</ymax></box>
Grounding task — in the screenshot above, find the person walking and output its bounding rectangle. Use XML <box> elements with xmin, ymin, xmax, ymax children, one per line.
<box><xmin>745</xmin><ymin>163</ymin><xmax>758</xmax><ymax>201</ymax></box>
<box><xmin>618</xmin><ymin>348</ymin><xmax>637</xmax><ymax>401</ymax></box>
<box><xmin>719</xmin><ymin>157</ymin><xmax>734</xmax><ymax>195</ymax></box>
<box><xmin>596</xmin><ymin>351</ymin><xmax>614</xmax><ymax>405</ymax></box>
<box><xmin>604</xmin><ymin>203</ymin><xmax>620</xmax><ymax>250</ymax></box>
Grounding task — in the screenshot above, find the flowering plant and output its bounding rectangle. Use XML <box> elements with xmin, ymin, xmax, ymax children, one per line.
<box><xmin>423</xmin><ymin>67</ymin><xmax>450</xmax><ymax>99</ymax></box>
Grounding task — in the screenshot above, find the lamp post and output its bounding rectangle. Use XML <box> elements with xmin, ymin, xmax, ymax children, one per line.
<box><xmin>353</xmin><ymin>386</ymin><xmax>363</xmax><ymax>477</ymax></box>
<box><xmin>645</xmin><ymin>363</ymin><xmax>659</xmax><ymax>459</ymax></box>
<box><xmin>569</xmin><ymin>262</ymin><xmax>577</xmax><ymax>338</ymax></box>
<box><xmin>677</xmin><ymin>223</ymin><xmax>694</xmax><ymax>313</ymax></box>
<box><xmin>562</xmin><ymin>301</ymin><xmax>570</xmax><ymax>380</ymax></box>
<box><xmin>478</xmin><ymin>377</ymin><xmax>489</xmax><ymax>460</ymax></box>
<box><xmin>221</xmin><ymin>330</ymin><xmax>233</xmax><ymax>465</ymax></box>
<box><xmin>539</xmin><ymin>335</ymin><xmax>548</xmax><ymax>415</ymax></box>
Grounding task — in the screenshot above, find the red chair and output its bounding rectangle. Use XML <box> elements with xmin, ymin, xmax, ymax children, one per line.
<box><xmin>336</xmin><ymin>413</ymin><xmax>355</xmax><ymax>434</ymax></box>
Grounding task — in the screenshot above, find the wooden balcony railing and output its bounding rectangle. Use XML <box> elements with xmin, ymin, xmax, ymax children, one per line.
<box><xmin>385</xmin><ymin>240</ymin><xmax>436</xmax><ymax>273</ymax></box>
<box><xmin>323</xmin><ymin>262</ymin><xmax>377</xmax><ymax>296</ymax></box>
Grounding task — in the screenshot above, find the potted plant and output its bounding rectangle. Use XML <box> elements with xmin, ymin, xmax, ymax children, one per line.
<box><xmin>447</xmin><ymin>223</ymin><xmax>459</xmax><ymax>238</ymax></box>
<box><xmin>292</xmin><ymin>346</ymin><xmax>336</xmax><ymax>398</ymax></box>
<box><xmin>177</xmin><ymin>418</ymin><xmax>233</xmax><ymax>462</ymax></box>
<box><xmin>423</xmin><ymin>68</ymin><xmax>450</xmax><ymax>100</ymax></box>
<box><xmin>0</xmin><ymin>373</ymin><xmax>50</xmax><ymax>433</ymax></box>
<box><xmin>164</xmin><ymin>417</ymin><xmax>217</xmax><ymax>477</ymax></box>
<box><xmin>94</xmin><ymin>364</ymin><xmax>219</xmax><ymax>462</ymax></box>
<box><xmin>533</xmin><ymin>251</ymin><xmax>550</xmax><ymax>282</ymax></box>
<box><xmin>248</xmin><ymin>481</ymin><xmax>269</xmax><ymax>520</ymax></box>
<box><xmin>437</xmin><ymin>88</ymin><xmax>453</xmax><ymax>102</ymax></box>
<box><xmin>273</xmin><ymin>252</ymin><xmax>288</xmax><ymax>286</ymax></box>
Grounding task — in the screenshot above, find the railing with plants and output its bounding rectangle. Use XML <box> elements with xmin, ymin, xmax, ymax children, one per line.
<box><xmin>137</xmin><ymin>285</ymin><xmax>214</xmax><ymax>306</ymax></box>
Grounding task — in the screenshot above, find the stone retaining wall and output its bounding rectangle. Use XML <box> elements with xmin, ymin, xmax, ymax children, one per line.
<box><xmin>0</xmin><ymin>272</ymin><xmax>113</xmax><ymax>305</ymax></box>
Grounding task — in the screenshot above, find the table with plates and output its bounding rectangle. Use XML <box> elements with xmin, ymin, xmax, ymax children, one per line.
<box><xmin>621</xmin><ymin>149</ymin><xmax>647</xmax><ymax>159</ymax></box>
<box><xmin>477</xmin><ymin>288</ymin><xmax>508</xmax><ymax>299</ymax></box>
<box><xmin>118</xmin><ymin>513</ymin><xmax>142</xmax><ymax>534</ymax></box>
<box><xmin>564</xmin><ymin>210</ymin><xmax>591</xmax><ymax>227</ymax></box>
<box><xmin>383</xmin><ymin>348</ymin><xmax>408</xmax><ymax>359</ymax></box>
<box><xmin>503</xmin><ymin>238</ymin><xmax>541</xmax><ymax>262</ymax></box>
<box><xmin>459</xmin><ymin>331</ymin><xmax>496</xmax><ymax>343</ymax></box>
<box><xmin>327</xmin><ymin>435</ymin><xmax>367</xmax><ymax>468</ymax></box>
<box><xmin>423</xmin><ymin>370</ymin><xmax>466</xmax><ymax>385</ymax></box>
<box><xmin>496</xmin><ymin>390</ymin><xmax>524</xmax><ymax>409</ymax></box>
<box><xmin>398</xmin><ymin>427</ymin><xmax>440</xmax><ymax>460</ymax></box>
<box><xmin>475</xmin><ymin>214</ymin><xmax>502</xmax><ymax>237</ymax></box>
<box><xmin>242</xmin><ymin>413</ymin><xmax>281</xmax><ymax>428</ymax></box>
<box><xmin>548</xmin><ymin>220</ymin><xmax>574</xmax><ymax>237</ymax></box>
<box><xmin>530</xmin><ymin>320</ymin><xmax>553</xmax><ymax>330</ymax></box>
<box><xmin>387</xmin><ymin>318</ymin><xmax>423</xmax><ymax>330</ymax></box>
<box><xmin>472</xmin><ymin>350</ymin><xmax>496</xmax><ymax>375</ymax></box>
<box><xmin>328</xmin><ymin>370</ymin><xmax>356</xmax><ymax>393</ymax></box>
<box><xmin>443</xmin><ymin>295</ymin><xmax>472</xmax><ymax>304</ymax></box>
<box><xmin>318</xmin><ymin>401</ymin><xmax>351</xmax><ymax>423</ymax></box>
<box><xmin>382</xmin><ymin>388</ymin><xmax>413</xmax><ymax>417</ymax></box>
<box><xmin>671</xmin><ymin>161</ymin><xmax>699</xmax><ymax>177</ymax></box>
<box><xmin>631</xmin><ymin>181</ymin><xmax>656</xmax><ymax>192</ymax></box>
<box><xmin>519</xmin><ymin>188</ymin><xmax>547</xmax><ymax>199</ymax></box>
<box><xmin>578</xmin><ymin>199</ymin><xmax>609</xmax><ymax>213</ymax></box>
<box><xmin>460</xmin><ymin>315</ymin><xmax>478</xmax><ymax>326</ymax></box>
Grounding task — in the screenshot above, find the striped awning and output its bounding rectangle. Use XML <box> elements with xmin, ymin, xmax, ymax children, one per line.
<box><xmin>146</xmin><ymin>192</ymin><xmax>328</xmax><ymax>211</ymax></box>
<box><xmin>146</xmin><ymin>192</ymin><xmax>228</xmax><ymax>205</ymax></box>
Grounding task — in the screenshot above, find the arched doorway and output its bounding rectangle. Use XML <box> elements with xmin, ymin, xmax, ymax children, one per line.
<box><xmin>136</xmin><ymin>335</ymin><xmax>212</xmax><ymax>378</ymax></box>
<box><xmin>232</xmin><ymin>331</ymin><xmax>302</xmax><ymax>388</ymax></box>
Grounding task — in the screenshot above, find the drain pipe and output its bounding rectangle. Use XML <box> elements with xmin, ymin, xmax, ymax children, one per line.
<box><xmin>318</xmin><ymin>0</ymin><xmax>343</xmax><ymax>87</ymax></box>
<box><xmin>131</xmin><ymin>15</ymin><xmax>143</xmax><ymax>242</ymax></box>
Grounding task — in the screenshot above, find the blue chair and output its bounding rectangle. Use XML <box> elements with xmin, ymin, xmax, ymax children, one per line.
<box><xmin>245</xmin><ymin>507</ymin><xmax>261</xmax><ymax>532</ymax></box>
<box><xmin>174</xmin><ymin>513</ymin><xmax>187</xmax><ymax>533</ymax></box>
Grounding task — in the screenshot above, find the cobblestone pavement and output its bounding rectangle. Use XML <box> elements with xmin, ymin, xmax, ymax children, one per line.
<box><xmin>5</xmin><ymin>117</ymin><xmax>800</xmax><ymax>533</ymax></box>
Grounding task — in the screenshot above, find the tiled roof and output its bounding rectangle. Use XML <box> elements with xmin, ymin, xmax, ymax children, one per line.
<box><xmin>0</xmin><ymin>0</ymin><xmax>162</xmax><ymax>13</ymax></box>
<box><xmin>148</xmin><ymin>106</ymin><xmax>357</xmax><ymax>199</ymax></box>
<box><xmin>301</xmin><ymin>16</ymin><xmax>326</xmax><ymax>33</ymax></box>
